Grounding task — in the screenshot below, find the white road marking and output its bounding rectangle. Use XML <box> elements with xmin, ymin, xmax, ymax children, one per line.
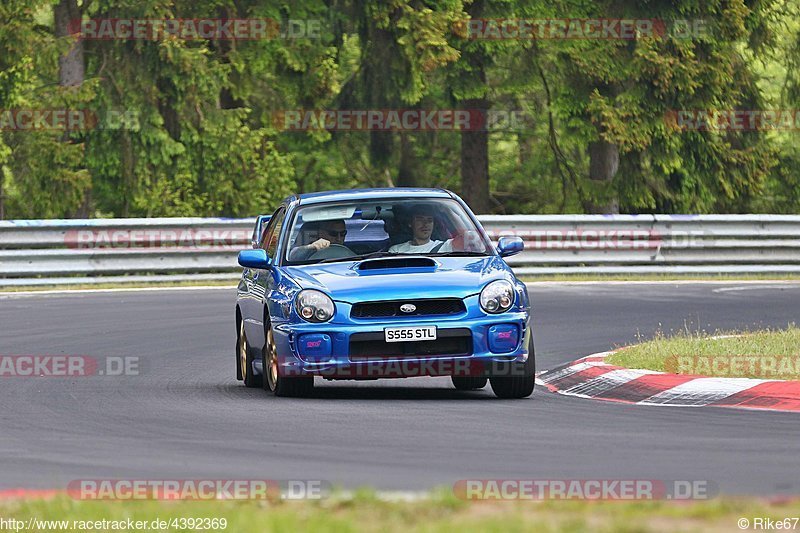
<box><xmin>564</xmin><ymin>368</ymin><xmax>660</xmax><ymax>397</ymax></box>
<box><xmin>712</xmin><ymin>284</ymin><xmax>800</xmax><ymax>293</ymax></box>
<box><xmin>640</xmin><ymin>377</ymin><xmax>770</xmax><ymax>406</ymax></box>
<box><xmin>538</xmin><ymin>361</ymin><xmax>607</xmax><ymax>384</ymax></box>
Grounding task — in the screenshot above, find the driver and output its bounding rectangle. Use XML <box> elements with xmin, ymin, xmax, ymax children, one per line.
<box><xmin>388</xmin><ymin>204</ymin><xmax>453</xmax><ymax>254</ymax></box>
<box><xmin>289</xmin><ymin>219</ymin><xmax>347</xmax><ymax>261</ymax></box>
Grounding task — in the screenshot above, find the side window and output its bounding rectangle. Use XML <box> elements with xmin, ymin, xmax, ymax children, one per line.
<box><xmin>258</xmin><ymin>222</ymin><xmax>271</xmax><ymax>249</ymax></box>
<box><xmin>262</xmin><ymin>208</ymin><xmax>286</xmax><ymax>260</ymax></box>
<box><xmin>252</xmin><ymin>215</ymin><xmax>270</xmax><ymax>248</ymax></box>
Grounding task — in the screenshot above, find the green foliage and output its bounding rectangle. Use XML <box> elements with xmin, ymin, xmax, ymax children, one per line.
<box><xmin>0</xmin><ymin>0</ymin><xmax>798</xmax><ymax>218</ymax></box>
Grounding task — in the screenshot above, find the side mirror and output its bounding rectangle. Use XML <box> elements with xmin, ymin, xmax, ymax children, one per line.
<box><xmin>238</xmin><ymin>249</ymin><xmax>272</xmax><ymax>269</ymax></box>
<box><xmin>497</xmin><ymin>236</ymin><xmax>524</xmax><ymax>258</ymax></box>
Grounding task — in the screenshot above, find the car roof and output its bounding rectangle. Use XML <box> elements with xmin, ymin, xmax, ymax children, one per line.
<box><xmin>289</xmin><ymin>188</ymin><xmax>454</xmax><ymax>206</ymax></box>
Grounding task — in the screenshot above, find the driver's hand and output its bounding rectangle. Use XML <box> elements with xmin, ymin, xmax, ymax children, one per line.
<box><xmin>310</xmin><ymin>238</ymin><xmax>330</xmax><ymax>251</ymax></box>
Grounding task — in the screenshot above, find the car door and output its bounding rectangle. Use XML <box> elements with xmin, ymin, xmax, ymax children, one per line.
<box><xmin>242</xmin><ymin>206</ymin><xmax>287</xmax><ymax>350</ymax></box>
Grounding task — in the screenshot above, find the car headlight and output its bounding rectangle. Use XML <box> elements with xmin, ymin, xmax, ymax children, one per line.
<box><xmin>295</xmin><ymin>290</ymin><xmax>335</xmax><ymax>322</ymax></box>
<box><xmin>480</xmin><ymin>280</ymin><xmax>514</xmax><ymax>314</ymax></box>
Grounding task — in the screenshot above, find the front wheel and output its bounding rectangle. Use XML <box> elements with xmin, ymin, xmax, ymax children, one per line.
<box><xmin>263</xmin><ymin>326</ymin><xmax>314</xmax><ymax>397</ymax></box>
<box><xmin>489</xmin><ymin>334</ymin><xmax>535</xmax><ymax>399</ymax></box>
<box><xmin>238</xmin><ymin>320</ymin><xmax>262</xmax><ymax>388</ymax></box>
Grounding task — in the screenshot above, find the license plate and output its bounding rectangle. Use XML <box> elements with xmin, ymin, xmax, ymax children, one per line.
<box><xmin>384</xmin><ymin>326</ymin><xmax>437</xmax><ymax>343</ymax></box>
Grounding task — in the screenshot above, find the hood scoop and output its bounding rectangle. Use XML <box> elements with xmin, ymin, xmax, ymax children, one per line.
<box><xmin>357</xmin><ymin>256</ymin><xmax>437</xmax><ymax>271</ymax></box>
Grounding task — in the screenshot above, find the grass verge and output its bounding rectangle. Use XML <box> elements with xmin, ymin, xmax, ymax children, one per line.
<box><xmin>607</xmin><ymin>326</ymin><xmax>800</xmax><ymax>379</ymax></box>
<box><xmin>2</xmin><ymin>493</ymin><xmax>799</xmax><ymax>533</ymax></box>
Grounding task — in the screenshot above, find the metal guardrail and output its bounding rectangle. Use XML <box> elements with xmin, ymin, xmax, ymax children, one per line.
<box><xmin>1</xmin><ymin>215</ymin><xmax>800</xmax><ymax>285</ymax></box>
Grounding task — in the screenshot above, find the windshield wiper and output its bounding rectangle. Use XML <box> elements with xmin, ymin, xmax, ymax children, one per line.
<box><xmin>317</xmin><ymin>251</ymin><xmax>398</xmax><ymax>264</ymax></box>
<box><xmin>316</xmin><ymin>257</ymin><xmax>356</xmax><ymax>264</ymax></box>
<box><xmin>316</xmin><ymin>250</ymin><xmax>486</xmax><ymax>264</ymax></box>
<box><xmin>427</xmin><ymin>251</ymin><xmax>489</xmax><ymax>257</ymax></box>
<box><xmin>347</xmin><ymin>251</ymin><xmax>399</xmax><ymax>261</ymax></box>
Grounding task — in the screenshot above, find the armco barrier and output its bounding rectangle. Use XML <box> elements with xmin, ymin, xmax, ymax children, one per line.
<box><xmin>1</xmin><ymin>215</ymin><xmax>799</xmax><ymax>285</ymax></box>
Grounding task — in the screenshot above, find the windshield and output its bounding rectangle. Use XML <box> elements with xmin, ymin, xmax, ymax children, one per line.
<box><xmin>284</xmin><ymin>198</ymin><xmax>493</xmax><ymax>265</ymax></box>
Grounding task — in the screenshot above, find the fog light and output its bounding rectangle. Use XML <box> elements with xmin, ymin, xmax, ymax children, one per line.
<box><xmin>297</xmin><ymin>333</ymin><xmax>332</xmax><ymax>360</ymax></box>
<box><xmin>488</xmin><ymin>324</ymin><xmax>519</xmax><ymax>354</ymax></box>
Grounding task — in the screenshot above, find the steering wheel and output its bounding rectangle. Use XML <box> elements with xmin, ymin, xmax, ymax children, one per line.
<box><xmin>307</xmin><ymin>244</ymin><xmax>355</xmax><ymax>261</ymax></box>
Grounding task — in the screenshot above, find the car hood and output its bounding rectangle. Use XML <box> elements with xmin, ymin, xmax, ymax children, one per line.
<box><xmin>283</xmin><ymin>256</ymin><xmax>512</xmax><ymax>303</ymax></box>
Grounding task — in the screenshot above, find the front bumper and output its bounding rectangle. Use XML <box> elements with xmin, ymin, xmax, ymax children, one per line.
<box><xmin>264</xmin><ymin>297</ymin><xmax>531</xmax><ymax>379</ymax></box>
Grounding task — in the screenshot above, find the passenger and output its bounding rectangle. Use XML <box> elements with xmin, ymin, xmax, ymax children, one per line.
<box><xmin>388</xmin><ymin>204</ymin><xmax>453</xmax><ymax>254</ymax></box>
<box><xmin>289</xmin><ymin>219</ymin><xmax>347</xmax><ymax>261</ymax></box>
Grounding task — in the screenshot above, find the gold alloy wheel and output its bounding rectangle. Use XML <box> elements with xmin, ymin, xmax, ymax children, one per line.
<box><xmin>239</xmin><ymin>320</ymin><xmax>249</xmax><ymax>382</ymax></box>
<box><xmin>266</xmin><ymin>328</ymin><xmax>279</xmax><ymax>391</ymax></box>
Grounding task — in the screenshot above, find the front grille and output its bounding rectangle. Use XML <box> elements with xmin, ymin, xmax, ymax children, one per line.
<box><xmin>349</xmin><ymin>328</ymin><xmax>472</xmax><ymax>360</ymax></box>
<box><xmin>351</xmin><ymin>298</ymin><xmax>466</xmax><ymax>319</ymax></box>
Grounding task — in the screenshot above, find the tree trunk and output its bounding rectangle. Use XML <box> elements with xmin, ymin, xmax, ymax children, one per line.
<box><xmin>461</xmin><ymin>98</ymin><xmax>490</xmax><ymax>213</ymax></box>
<box><xmin>54</xmin><ymin>0</ymin><xmax>84</xmax><ymax>87</ymax></box>
<box><xmin>587</xmin><ymin>140</ymin><xmax>620</xmax><ymax>214</ymax></box>
<box><xmin>365</xmin><ymin>27</ymin><xmax>395</xmax><ymax>175</ymax></box>
<box><xmin>55</xmin><ymin>0</ymin><xmax>89</xmax><ymax>217</ymax></box>
<box><xmin>157</xmin><ymin>77</ymin><xmax>181</xmax><ymax>141</ymax></box>
<box><xmin>216</xmin><ymin>6</ymin><xmax>244</xmax><ymax>110</ymax></box>
<box><xmin>75</xmin><ymin>189</ymin><xmax>92</xmax><ymax>218</ymax></box>
<box><xmin>458</xmin><ymin>0</ymin><xmax>490</xmax><ymax>213</ymax></box>
<box><xmin>397</xmin><ymin>132</ymin><xmax>418</xmax><ymax>187</ymax></box>
<box><xmin>121</xmin><ymin>130</ymin><xmax>134</xmax><ymax>217</ymax></box>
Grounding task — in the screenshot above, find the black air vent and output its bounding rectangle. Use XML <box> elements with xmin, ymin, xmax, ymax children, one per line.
<box><xmin>357</xmin><ymin>257</ymin><xmax>437</xmax><ymax>271</ymax></box>
<box><xmin>352</xmin><ymin>299</ymin><xmax>466</xmax><ymax>318</ymax></box>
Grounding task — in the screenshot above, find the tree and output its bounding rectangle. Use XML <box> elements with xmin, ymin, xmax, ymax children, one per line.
<box><xmin>549</xmin><ymin>0</ymin><xmax>778</xmax><ymax>213</ymax></box>
<box><xmin>0</xmin><ymin>0</ymin><xmax>796</xmax><ymax>218</ymax></box>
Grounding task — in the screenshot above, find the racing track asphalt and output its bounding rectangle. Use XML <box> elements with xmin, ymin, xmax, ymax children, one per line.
<box><xmin>0</xmin><ymin>282</ymin><xmax>799</xmax><ymax>495</ymax></box>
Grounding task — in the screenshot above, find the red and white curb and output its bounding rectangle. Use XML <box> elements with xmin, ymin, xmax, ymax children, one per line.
<box><xmin>536</xmin><ymin>351</ymin><xmax>800</xmax><ymax>412</ymax></box>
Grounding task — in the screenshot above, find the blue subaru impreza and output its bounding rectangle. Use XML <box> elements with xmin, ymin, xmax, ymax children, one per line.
<box><xmin>235</xmin><ymin>188</ymin><xmax>534</xmax><ymax>398</ymax></box>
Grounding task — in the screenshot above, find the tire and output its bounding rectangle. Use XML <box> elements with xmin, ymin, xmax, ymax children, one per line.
<box><xmin>235</xmin><ymin>322</ymin><xmax>243</xmax><ymax>381</ymax></box>
<box><xmin>451</xmin><ymin>376</ymin><xmax>488</xmax><ymax>390</ymax></box>
<box><xmin>238</xmin><ymin>319</ymin><xmax>263</xmax><ymax>388</ymax></box>
<box><xmin>263</xmin><ymin>324</ymin><xmax>314</xmax><ymax>397</ymax></box>
<box><xmin>489</xmin><ymin>333</ymin><xmax>536</xmax><ymax>399</ymax></box>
